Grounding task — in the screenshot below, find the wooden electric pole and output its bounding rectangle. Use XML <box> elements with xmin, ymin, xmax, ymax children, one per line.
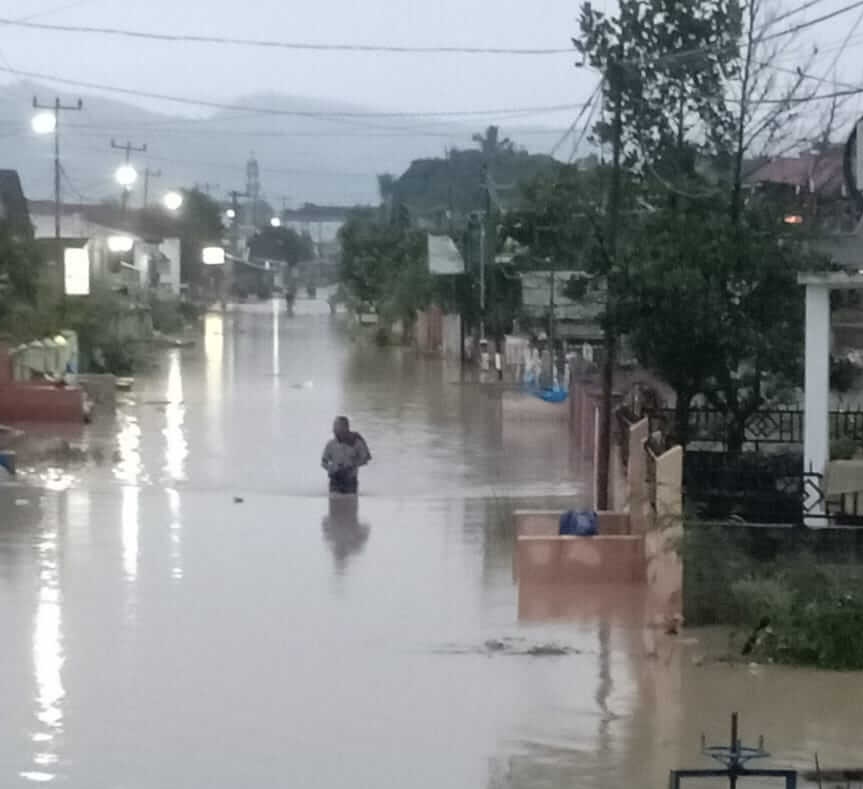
<box><xmin>142</xmin><ymin>168</ymin><xmax>162</xmax><ymax>208</ymax></box>
<box><xmin>111</xmin><ymin>138</ymin><xmax>147</xmax><ymax>216</ymax></box>
<box><xmin>596</xmin><ymin>43</ymin><xmax>625</xmax><ymax>512</ymax></box>
<box><xmin>32</xmin><ymin>96</ymin><xmax>83</xmax><ymax>271</ymax></box>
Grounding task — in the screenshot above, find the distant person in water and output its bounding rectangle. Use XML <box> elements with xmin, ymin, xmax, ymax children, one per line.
<box><xmin>321</xmin><ymin>416</ymin><xmax>372</xmax><ymax>494</ymax></box>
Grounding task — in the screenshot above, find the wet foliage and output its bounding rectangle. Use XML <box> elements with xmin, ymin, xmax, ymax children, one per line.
<box><xmin>684</xmin><ymin>524</ymin><xmax>863</xmax><ymax>670</ymax></box>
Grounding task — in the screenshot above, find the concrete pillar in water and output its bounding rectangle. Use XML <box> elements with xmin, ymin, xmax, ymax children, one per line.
<box><xmin>804</xmin><ymin>282</ymin><xmax>830</xmax><ymax>526</ymax></box>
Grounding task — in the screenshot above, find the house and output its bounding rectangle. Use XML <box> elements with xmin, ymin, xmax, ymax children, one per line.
<box><xmin>282</xmin><ymin>204</ymin><xmax>351</xmax><ymax>260</ymax></box>
<box><xmin>28</xmin><ymin>201</ymin><xmax>181</xmax><ymax>296</ymax></box>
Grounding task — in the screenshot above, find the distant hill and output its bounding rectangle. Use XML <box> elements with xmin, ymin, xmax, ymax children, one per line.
<box><xmin>0</xmin><ymin>81</ymin><xmax>568</xmax><ymax>207</ymax></box>
<box><xmin>392</xmin><ymin>145</ymin><xmax>557</xmax><ymax>221</ymax></box>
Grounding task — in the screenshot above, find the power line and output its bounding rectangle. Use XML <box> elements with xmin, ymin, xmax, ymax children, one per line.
<box><xmin>0</xmin><ymin>18</ymin><xmax>573</xmax><ymax>56</ymax></box>
<box><xmin>550</xmin><ymin>81</ymin><xmax>602</xmax><ymax>158</ymax></box>
<box><xmin>759</xmin><ymin>0</ymin><xmax>833</xmax><ymax>32</ymax></box>
<box><xmin>0</xmin><ymin>65</ymin><xmax>586</xmax><ymax>120</ymax></box>
<box><xmin>60</xmin><ymin>124</ymin><xmax>573</xmax><ymax>139</ymax></box>
<box><xmin>760</xmin><ymin>0</ymin><xmax>863</xmax><ymax>43</ymax></box>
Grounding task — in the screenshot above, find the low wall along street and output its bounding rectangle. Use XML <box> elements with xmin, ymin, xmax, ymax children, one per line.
<box><xmin>513</xmin><ymin>404</ymin><xmax>683</xmax><ymax>625</ymax></box>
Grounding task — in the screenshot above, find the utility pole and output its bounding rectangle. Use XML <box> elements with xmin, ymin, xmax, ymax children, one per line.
<box><xmin>33</xmin><ymin>96</ymin><xmax>83</xmax><ymax>271</ymax></box>
<box><xmin>195</xmin><ymin>181</ymin><xmax>219</xmax><ymax>197</ymax></box>
<box><xmin>480</xmin><ymin>162</ymin><xmax>496</xmax><ymax>341</ymax></box>
<box><xmin>111</xmin><ymin>138</ymin><xmax>147</xmax><ymax>216</ymax></box>
<box><xmin>596</xmin><ymin>41</ymin><xmax>626</xmax><ymax>512</ymax></box>
<box><xmin>142</xmin><ymin>168</ymin><xmax>162</xmax><ymax>208</ymax></box>
<box><xmin>225</xmin><ymin>189</ymin><xmax>249</xmax><ymax>309</ymax></box>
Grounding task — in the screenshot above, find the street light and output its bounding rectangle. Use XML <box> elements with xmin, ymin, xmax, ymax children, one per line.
<box><xmin>270</xmin><ymin>216</ymin><xmax>281</xmax><ymax>228</ymax></box>
<box><xmin>115</xmin><ymin>164</ymin><xmax>138</xmax><ymax>188</ymax></box>
<box><xmin>107</xmin><ymin>235</ymin><xmax>135</xmax><ymax>254</ymax></box>
<box><xmin>31</xmin><ymin>111</ymin><xmax>57</xmax><ymax>135</ymax></box>
<box><xmin>226</xmin><ymin>208</ymin><xmax>236</xmax><ymax>220</ymax></box>
<box><xmin>202</xmin><ymin>246</ymin><xmax>226</xmax><ymax>265</ymax></box>
<box><xmin>163</xmin><ymin>191</ymin><xmax>183</xmax><ymax>212</ymax></box>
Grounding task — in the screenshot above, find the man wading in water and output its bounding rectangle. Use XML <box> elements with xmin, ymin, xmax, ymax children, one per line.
<box><xmin>321</xmin><ymin>416</ymin><xmax>372</xmax><ymax>494</ymax></box>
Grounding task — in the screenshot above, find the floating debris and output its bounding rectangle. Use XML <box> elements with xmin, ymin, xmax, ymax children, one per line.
<box><xmin>435</xmin><ymin>638</ymin><xmax>581</xmax><ymax>657</ymax></box>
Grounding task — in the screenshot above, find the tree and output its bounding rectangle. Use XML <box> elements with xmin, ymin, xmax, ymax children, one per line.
<box><xmin>338</xmin><ymin>213</ymin><xmax>430</xmax><ymax>326</ymax></box>
<box><xmin>0</xmin><ymin>221</ymin><xmax>40</xmax><ymax>333</ymax></box>
<box><xmin>472</xmin><ymin>125</ymin><xmax>514</xmax><ymax>157</ymax></box>
<box><xmin>249</xmin><ymin>226</ymin><xmax>314</xmax><ymax>265</ymax></box>
<box><xmin>168</xmin><ymin>189</ymin><xmax>224</xmax><ymax>289</ymax></box>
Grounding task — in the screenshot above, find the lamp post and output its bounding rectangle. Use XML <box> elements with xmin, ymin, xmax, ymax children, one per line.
<box><xmin>163</xmin><ymin>191</ymin><xmax>183</xmax><ymax>212</ymax></box>
<box><xmin>32</xmin><ymin>96</ymin><xmax>83</xmax><ymax>273</ymax></box>
<box><xmin>111</xmin><ymin>139</ymin><xmax>147</xmax><ymax>216</ymax></box>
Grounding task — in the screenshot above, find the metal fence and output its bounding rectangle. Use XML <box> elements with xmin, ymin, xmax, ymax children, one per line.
<box><xmin>649</xmin><ymin>406</ymin><xmax>863</xmax><ymax>450</ymax></box>
<box><xmin>683</xmin><ymin>451</ymin><xmax>863</xmax><ymax>526</ymax></box>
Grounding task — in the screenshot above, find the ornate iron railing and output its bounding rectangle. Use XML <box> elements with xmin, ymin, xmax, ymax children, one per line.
<box><xmin>649</xmin><ymin>406</ymin><xmax>863</xmax><ymax>450</ymax></box>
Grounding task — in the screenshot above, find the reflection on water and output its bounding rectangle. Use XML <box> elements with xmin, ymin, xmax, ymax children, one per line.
<box><xmin>167</xmin><ymin>487</ymin><xmax>183</xmax><ymax>582</ymax></box>
<box><xmin>122</xmin><ymin>485</ymin><xmax>139</xmax><ymax>583</ymax></box>
<box><xmin>7</xmin><ymin>304</ymin><xmax>863</xmax><ymax>789</ymax></box>
<box><xmin>114</xmin><ymin>413</ymin><xmax>143</xmax><ymax>485</ymax></box>
<box><xmin>321</xmin><ymin>495</ymin><xmax>370</xmax><ymax>577</ymax></box>
<box><xmin>163</xmin><ymin>351</ymin><xmax>188</xmax><ymax>483</ymax></box>
<box><xmin>26</xmin><ymin>507</ymin><xmax>64</xmax><ymax>783</ymax></box>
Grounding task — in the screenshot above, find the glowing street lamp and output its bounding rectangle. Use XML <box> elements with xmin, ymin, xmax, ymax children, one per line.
<box><xmin>225</xmin><ymin>208</ymin><xmax>236</xmax><ymax>220</ymax></box>
<box><xmin>163</xmin><ymin>191</ymin><xmax>183</xmax><ymax>212</ymax></box>
<box><xmin>270</xmin><ymin>216</ymin><xmax>281</xmax><ymax>228</ymax></box>
<box><xmin>107</xmin><ymin>235</ymin><xmax>135</xmax><ymax>254</ymax></box>
<box><xmin>31</xmin><ymin>111</ymin><xmax>57</xmax><ymax>135</ymax></box>
<box><xmin>115</xmin><ymin>165</ymin><xmax>138</xmax><ymax>188</ymax></box>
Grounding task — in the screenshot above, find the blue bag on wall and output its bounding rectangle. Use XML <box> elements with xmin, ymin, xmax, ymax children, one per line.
<box><xmin>559</xmin><ymin>510</ymin><xmax>598</xmax><ymax>537</ymax></box>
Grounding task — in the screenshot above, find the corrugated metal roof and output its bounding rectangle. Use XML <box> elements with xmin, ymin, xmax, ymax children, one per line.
<box><xmin>520</xmin><ymin>270</ymin><xmax>605</xmax><ymax>320</ymax></box>
<box><xmin>427</xmin><ymin>234</ymin><xmax>465</xmax><ymax>275</ymax></box>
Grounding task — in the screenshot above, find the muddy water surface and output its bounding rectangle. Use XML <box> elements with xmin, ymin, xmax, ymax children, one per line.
<box><xmin>1</xmin><ymin>299</ymin><xmax>861</xmax><ymax>788</ymax></box>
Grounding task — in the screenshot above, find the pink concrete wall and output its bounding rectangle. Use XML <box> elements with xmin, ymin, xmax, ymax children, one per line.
<box><xmin>514</xmin><ymin>510</ymin><xmax>631</xmax><ymax>538</ymax></box>
<box><xmin>0</xmin><ymin>343</ymin><xmax>12</xmax><ymax>385</ymax></box>
<box><xmin>645</xmin><ymin>445</ymin><xmax>684</xmax><ymax>621</ymax></box>
<box><xmin>0</xmin><ymin>384</ymin><xmax>84</xmax><ymax>423</ymax></box>
<box><xmin>0</xmin><ymin>345</ymin><xmax>84</xmax><ymax>423</ymax></box>
<box><xmin>516</xmin><ymin>536</ymin><xmax>646</xmax><ymax>585</ymax></box>
<box><xmin>501</xmin><ymin>392</ymin><xmax>569</xmax><ymax>421</ymax></box>
<box><xmin>627</xmin><ymin>418</ymin><xmax>649</xmax><ymax>535</ymax></box>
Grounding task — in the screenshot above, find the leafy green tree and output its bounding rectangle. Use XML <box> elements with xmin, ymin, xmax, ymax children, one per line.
<box><xmin>339</xmin><ymin>213</ymin><xmax>430</xmax><ymax>326</ymax></box>
<box><xmin>0</xmin><ymin>221</ymin><xmax>40</xmax><ymax>333</ymax></box>
<box><xmin>249</xmin><ymin>226</ymin><xmax>314</xmax><ymax>265</ymax></box>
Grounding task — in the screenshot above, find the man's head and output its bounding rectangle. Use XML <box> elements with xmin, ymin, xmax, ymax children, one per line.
<box><xmin>333</xmin><ymin>416</ymin><xmax>350</xmax><ymax>441</ymax></box>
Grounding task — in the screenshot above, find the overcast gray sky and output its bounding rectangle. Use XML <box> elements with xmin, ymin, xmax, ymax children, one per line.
<box><xmin>0</xmin><ymin>0</ymin><xmax>599</xmax><ymax>124</ymax></box>
<box><xmin>4</xmin><ymin>0</ymin><xmax>863</xmax><ymax>203</ymax></box>
<box><xmin>2</xmin><ymin>0</ymin><xmax>862</xmax><ymax>126</ymax></box>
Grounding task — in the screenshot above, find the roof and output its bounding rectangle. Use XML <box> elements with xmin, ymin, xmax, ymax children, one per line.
<box><xmin>34</xmin><ymin>237</ymin><xmax>88</xmax><ymax>249</ymax></box>
<box><xmin>0</xmin><ymin>170</ymin><xmax>31</xmax><ymax>235</ymax></box>
<box><xmin>746</xmin><ymin>149</ymin><xmax>845</xmax><ymax>197</ymax></box>
<box><xmin>427</xmin><ymin>234</ymin><xmax>465</xmax><ymax>275</ymax></box>
<box><xmin>28</xmin><ymin>199</ymin><xmax>182</xmax><ymax>237</ymax></box>
<box><xmin>520</xmin><ymin>270</ymin><xmax>605</xmax><ymax>321</ymax></box>
<box><xmin>283</xmin><ymin>203</ymin><xmax>356</xmax><ymax>222</ymax></box>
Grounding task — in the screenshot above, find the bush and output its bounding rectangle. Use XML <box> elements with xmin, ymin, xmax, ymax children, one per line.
<box><xmin>684</xmin><ymin>524</ymin><xmax>863</xmax><ymax>669</ymax></box>
<box><xmin>149</xmin><ymin>296</ymin><xmax>184</xmax><ymax>335</ymax></box>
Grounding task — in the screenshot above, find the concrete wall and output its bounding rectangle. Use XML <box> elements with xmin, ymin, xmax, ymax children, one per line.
<box><xmin>645</xmin><ymin>445</ymin><xmax>684</xmax><ymax>621</ymax></box>
<box><xmin>0</xmin><ymin>344</ymin><xmax>84</xmax><ymax>423</ymax></box>
<box><xmin>501</xmin><ymin>392</ymin><xmax>569</xmax><ymax>421</ymax></box>
<box><xmin>513</xmin><ymin>510</ymin><xmax>643</xmax><ymax>585</ymax></box>
<box><xmin>516</xmin><ymin>535</ymin><xmax>646</xmax><ymax>585</ymax></box>
<box><xmin>442</xmin><ymin>313</ymin><xmax>461</xmax><ymax>360</ymax></box>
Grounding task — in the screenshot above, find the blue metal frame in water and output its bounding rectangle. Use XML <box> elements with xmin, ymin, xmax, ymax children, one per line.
<box><xmin>523</xmin><ymin>376</ymin><xmax>568</xmax><ymax>403</ymax></box>
<box><xmin>669</xmin><ymin>714</ymin><xmax>797</xmax><ymax>789</ymax></box>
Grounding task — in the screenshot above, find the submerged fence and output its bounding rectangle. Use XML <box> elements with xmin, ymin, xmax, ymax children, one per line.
<box><xmin>648</xmin><ymin>406</ymin><xmax>863</xmax><ymax>450</ymax></box>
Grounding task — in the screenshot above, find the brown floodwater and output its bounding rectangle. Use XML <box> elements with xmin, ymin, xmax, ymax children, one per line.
<box><xmin>1</xmin><ymin>298</ymin><xmax>862</xmax><ymax>788</ymax></box>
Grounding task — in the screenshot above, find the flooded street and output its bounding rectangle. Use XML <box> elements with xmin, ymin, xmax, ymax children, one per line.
<box><xmin>2</xmin><ymin>299</ymin><xmax>863</xmax><ymax>788</ymax></box>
